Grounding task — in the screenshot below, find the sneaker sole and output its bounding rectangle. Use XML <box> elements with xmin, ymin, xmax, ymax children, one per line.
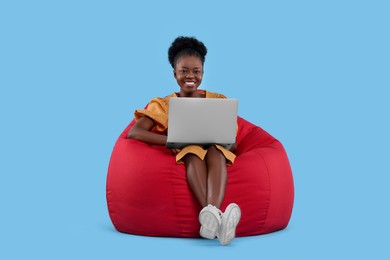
<box><xmin>218</xmin><ymin>203</ymin><xmax>241</xmax><ymax>245</ymax></box>
<box><xmin>199</xmin><ymin>209</ymin><xmax>221</xmax><ymax>239</ymax></box>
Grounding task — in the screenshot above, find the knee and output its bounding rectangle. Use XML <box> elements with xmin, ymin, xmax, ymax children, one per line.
<box><xmin>183</xmin><ymin>154</ymin><xmax>206</xmax><ymax>172</ymax></box>
<box><xmin>205</xmin><ymin>146</ymin><xmax>224</xmax><ymax>162</ymax></box>
<box><xmin>206</xmin><ymin>145</ymin><xmax>218</xmax><ymax>154</ymax></box>
<box><xmin>183</xmin><ymin>153</ymin><xmax>199</xmax><ymax>165</ymax></box>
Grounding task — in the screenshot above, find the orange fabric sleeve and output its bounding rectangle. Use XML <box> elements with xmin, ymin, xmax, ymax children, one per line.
<box><xmin>134</xmin><ymin>97</ymin><xmax>169</xmax><ymax>132</ymax></box>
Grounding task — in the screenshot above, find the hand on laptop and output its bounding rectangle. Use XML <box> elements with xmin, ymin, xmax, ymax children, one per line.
<box><xmin>172</xmin><ymin>149</ymin><xmax>181</xmax><ymax>155</ymax></box>
<box><xmin>229</xmin><ymin>143</ymin><xmax>237</xmax><ymax>153</ymax></box>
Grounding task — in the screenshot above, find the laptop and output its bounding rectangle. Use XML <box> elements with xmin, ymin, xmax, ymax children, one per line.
<box><xmin>166</xmin><ymin>97</ymin><xmax>238</xmax><ymax>149</ymax></box>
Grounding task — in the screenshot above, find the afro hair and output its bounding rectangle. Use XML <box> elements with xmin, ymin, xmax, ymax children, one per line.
<box><xmin>168</xmin><ymin>36</ymin><xmax>207</xmax><ymax>68</ymax></box>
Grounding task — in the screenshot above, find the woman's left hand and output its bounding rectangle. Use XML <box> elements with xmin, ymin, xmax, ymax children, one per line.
<box><xmin>229</xmin><ymin>143</ymin><xmax>237</xmax><ymax>153</ymax></box>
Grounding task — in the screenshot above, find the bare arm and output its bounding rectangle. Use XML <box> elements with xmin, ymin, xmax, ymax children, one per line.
<box><xmin>127</xmin><ymin>116</ymin><xmax>167</xmax><ymax>146</ymax></box>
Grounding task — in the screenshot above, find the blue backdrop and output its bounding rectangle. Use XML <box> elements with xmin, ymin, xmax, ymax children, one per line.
<box><xmin>1</xmin><ymin>1</ymin><xmax>389</xmax><ymax>259</ymax></box>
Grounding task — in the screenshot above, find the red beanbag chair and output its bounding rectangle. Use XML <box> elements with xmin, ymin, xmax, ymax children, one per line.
<box><xmin>106</xmin><ymin>116</ymin><xmax>294</xmax><ymax>237</ymax></box>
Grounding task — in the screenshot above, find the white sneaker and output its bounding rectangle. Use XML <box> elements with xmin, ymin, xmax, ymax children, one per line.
<box><xmin>199</xmin><ymin>205</ymin><xmax>222</xmax><ymax>239</ymax></box>
<box><xmin>217</xmin><ymin>203</ymin><xmax>241</xmax><ymax>245</ymax></box>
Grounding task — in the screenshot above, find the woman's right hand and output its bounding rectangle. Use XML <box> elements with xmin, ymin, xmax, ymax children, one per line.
<box><xmin>172</xmin><ymin>149</ymin><xmax>181</xmax><ymax>155</ymax></box>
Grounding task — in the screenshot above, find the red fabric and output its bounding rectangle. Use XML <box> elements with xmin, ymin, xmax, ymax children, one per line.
<box><xmin>106</xmin><ymin>116</ymin><xmax>294</xmax><ymax>237</ymax></box>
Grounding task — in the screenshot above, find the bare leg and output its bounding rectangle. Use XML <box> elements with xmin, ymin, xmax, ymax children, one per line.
<box><xmin>183</xmin><ymin>154</ymin><xmax>207</xmax><ymax>207</ymax></box>
<box><xmin>205</xmin><ymin>146</ymin><xmax>228</xmax><ymax>209</ymax></box>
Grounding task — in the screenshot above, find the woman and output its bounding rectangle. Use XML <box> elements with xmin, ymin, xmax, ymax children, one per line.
<box><xmin>127</xmin><ymin>36</ymin><xmax>241</xmax><ymax>245</ymax></box>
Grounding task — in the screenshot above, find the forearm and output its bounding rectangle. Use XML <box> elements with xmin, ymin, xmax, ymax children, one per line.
<box><xmin>127</xmin><ymin>127</ymin><xmax>167</xmax><ymax>146</ymax></box>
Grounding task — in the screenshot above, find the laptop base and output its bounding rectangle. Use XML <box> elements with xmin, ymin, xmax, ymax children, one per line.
<box><xmin>166</xmin><ymin>142</ymin><xmax>233</xmax><ymax>150</ymax></box>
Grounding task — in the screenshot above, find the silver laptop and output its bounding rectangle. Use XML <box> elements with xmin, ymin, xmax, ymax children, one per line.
<box><xmin>166</xmin><ymin>97</ymin><xmax>238</xmax><ymax>149</ymax></box>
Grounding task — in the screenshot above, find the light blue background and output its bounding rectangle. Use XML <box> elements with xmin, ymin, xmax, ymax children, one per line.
<box><xmin>1</xmin><ymin>0</ymin><xmax>389</xmax><ymax>259</ymax></box>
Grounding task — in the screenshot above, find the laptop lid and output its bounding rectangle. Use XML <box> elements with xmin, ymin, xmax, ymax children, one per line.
<box><xmin>166</xmin><ymin>98</ymin><xmax>238</xmax><ymax>149</ymax></box>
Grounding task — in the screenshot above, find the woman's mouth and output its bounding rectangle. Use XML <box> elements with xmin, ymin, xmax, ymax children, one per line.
<box><xmin>184</xmin><ymin>81</ymin><xmax>196</xmax><ymax>87</ymax></box>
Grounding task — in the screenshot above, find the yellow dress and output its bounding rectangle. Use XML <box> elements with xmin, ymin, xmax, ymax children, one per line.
<box><xmin>134</xmin><ymin>90</ymin><xmax>236</xmax><ymax>165</ymax></box>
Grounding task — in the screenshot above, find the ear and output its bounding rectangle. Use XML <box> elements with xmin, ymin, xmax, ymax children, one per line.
<box><xmin>173</xmin><ymin>69</ymin><xmax>177</xmax><ymax>79</ymax></box>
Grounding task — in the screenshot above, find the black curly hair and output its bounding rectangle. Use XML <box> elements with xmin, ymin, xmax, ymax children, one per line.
<box><xmin>168</xmin><ymin>36</ymin><xmax>207</xmax><ymax>68</ymax></box>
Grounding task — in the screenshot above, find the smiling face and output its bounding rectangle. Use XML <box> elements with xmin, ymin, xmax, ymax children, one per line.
<box><xmin>174</xmin><ymin>55</ymin><xmax>204</xmax><ymax>97</ymax></box>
